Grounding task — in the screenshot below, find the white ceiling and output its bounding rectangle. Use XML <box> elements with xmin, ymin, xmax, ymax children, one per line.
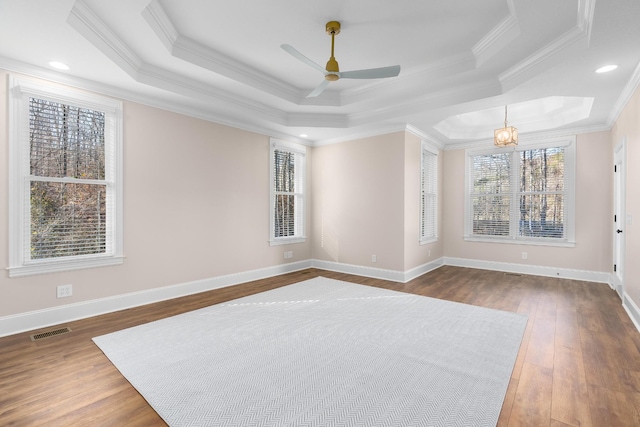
<box><xmin>2</xmin><ymin>0</ymin><xmax>639</xmax><ymax>147</ymax></box>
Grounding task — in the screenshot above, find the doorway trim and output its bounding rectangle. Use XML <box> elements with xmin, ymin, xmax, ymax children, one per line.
<box><xmin>613</xmin><ymin>137</ymin><xmax>626</xmax><ymax>299</ymax></box>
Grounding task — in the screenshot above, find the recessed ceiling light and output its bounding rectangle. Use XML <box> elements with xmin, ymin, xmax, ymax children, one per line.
<box><xmin>49</xmin><ymin>61</ymin><xmax>70</xmax><ymax>71</ymax></box>
<box><xmin>299</xmin><ymin>134</ymin><xmax>308</xmax><ymax>138</ymax></box>
<box><xmin>595</xmin><ymin>64</ymin><xmax>617</xmax><ymax>73</ymax></box>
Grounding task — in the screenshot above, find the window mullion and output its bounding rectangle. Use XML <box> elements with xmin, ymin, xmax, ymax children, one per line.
<box><xmin>511</xmin><ymin>150</ymin><xmax>520</xmax><ymax>238</ymax></box>
<box><xmin>29</xmin><ymin>175</ymin><xmax>108</xmax><ymax>186</ymax></box>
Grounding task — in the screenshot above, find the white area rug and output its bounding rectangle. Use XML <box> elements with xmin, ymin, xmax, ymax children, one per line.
<box><xmin>93</xmin><ymin>277</ymin><xmax>527</xmax><ymax>426</ymax></box>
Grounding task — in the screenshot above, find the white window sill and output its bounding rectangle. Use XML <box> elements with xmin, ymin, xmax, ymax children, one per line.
<box><xmin>269</xmin><ymin>237</ymin><xmax>306</xmax><ymax>246</ymax></box>
<box><xmin>420</xmin><ymin>237</ymin><xmax>438</xmax><ymax>245</ymax></box>
<box><xmin>8</xmin><ymin>255</ymin><xmax>125</xmax><ymax>278</ymax></box>
<box><xmin>463</xmin><ymin>236</ymin><xmax>576</xmax><ymax>248</ymax></box>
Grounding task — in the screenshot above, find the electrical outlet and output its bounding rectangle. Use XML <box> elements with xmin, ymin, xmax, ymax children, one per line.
<box><xmin>57</xmin><ymin>284</ymin><xmax>73</xmax><ymax>298</ymax></box>
<box><xmin>522</xmin><ymin>252</ymin><xmax>528</xmax><ymax>260</ymax></box>
<box><xmin>428</xmin><ymin>250</ymin><xmax>431</xmax><ymax>257</ymax></box>
<box><xmin>371</xmin><ymin>255</ymin><xmax>377</xmax><ymax>263</ymax></box>
<box><xmin>284</xmin><ymin>251</ymin><xmax>293</xmax><ymax>259</ymax></box>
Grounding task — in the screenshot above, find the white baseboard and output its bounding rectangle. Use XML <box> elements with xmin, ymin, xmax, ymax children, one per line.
<box><xmin>623</xmin><ymin>292</ymin><xmax>640</xmax><ymax>334</ymax></box>
<box><xmin>403</xmin><ymin>259</ymin><xmax>446</xmax><ymax>282</ymax></box>
<box><xmin>312</xmin><ymin>258</ymin><xmax>442</xmax><ymax>283</ymax></box>
<box><xmin>0</xmin><ymin>260</ymin><xmax>312</xmax><ymax>338</ymax></box>
<box><xmin>310</xmin><ymin>259</ymin><xmax>406</xmax><ymax>282</ymax></box>
<box><xmin>0</xmin><ymin>256</ymin><xmax>613</xmax><ymax>338</ymax></box>
<box><xmin>443</xmin><ymin>257</ymin><xmax>611</xmax><ymax>284</ymax></box>
<box><xmin>310</xmin><ymin>258</ymin><xmax>445</xmax><ymax>283</ymax></box>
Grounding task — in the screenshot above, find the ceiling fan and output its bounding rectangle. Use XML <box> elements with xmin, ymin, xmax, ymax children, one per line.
<box><xmin>281</xmin><ymin>21</ymin><xmax>401</xmax><ymax>98</ymax></box>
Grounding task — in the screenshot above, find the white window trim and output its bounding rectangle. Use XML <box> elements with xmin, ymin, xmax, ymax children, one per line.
<box><xmin>464</xmin><ymin>136</ymin><xmax>576</xmax><ymax>247</ymax></box>
<box><xmin>420</xmin><ymin>140</ymin><xmax>438</xmax><ymax>245</ymax></box>
<box><xmin>269</xmin><ymin>138</ymin><xmax>306</xmax><ymax>246</ymax></box>
<box><xmin>8</xmin><ymin>75</ymin><xmax>124</xmax><ymax>277</ymax></box>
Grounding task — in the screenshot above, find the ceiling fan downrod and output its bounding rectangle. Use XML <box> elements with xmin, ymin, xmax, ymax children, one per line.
<box><xmin>324</xmin><ymin>21</ymin><xmax>341</xmax><ymax>80</ymax></box>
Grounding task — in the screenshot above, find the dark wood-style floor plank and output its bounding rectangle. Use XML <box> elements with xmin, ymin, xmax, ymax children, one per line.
<box><xmin>1</xmin><ymin>266</ymin><xmax>639</xmax><ymax>426</ymax></box>
<box><xmin>551</xmin><ymin>344</ymin><xmax>592</xmax><ymax>426</ymax></box>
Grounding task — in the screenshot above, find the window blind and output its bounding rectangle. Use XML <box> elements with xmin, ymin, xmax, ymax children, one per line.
<box><xmin>273</xmin><ymin>149</ymin><xmax>296</xmax><ymax>238</ymax></box>
<box><xmin>467</xmin><ymin>144</ymin><xmax>569</xmax><ymax>242</ymax></box>
<box><xmin>272</xmin><ymin>146</ymin><xmax>304</xmax><ymax>240</ymax></box>
<box><xmin>469</xmin><ymin>152</ymin><xmax>511</xmax><ymax>237</ymax></box>
<box><xmin>518</xmin><ymin>147</ymin><xmax>565</xmax><ymax>238</ymax></box>
<box><xmin>28</xmin><ymin>97</ymin><xmax>108</xmax><ymax>259</ymax></box>
<box><xmin>421</xmin><ymin>148</ymin><xmax>437</xmax><ymax>241</ymax></box>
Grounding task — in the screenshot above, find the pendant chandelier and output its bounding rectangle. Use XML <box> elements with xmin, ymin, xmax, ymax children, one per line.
<box><xmin>494</xmin><ymin>105</ymin><xmax>518</xmax><ymax>147</ymax></box>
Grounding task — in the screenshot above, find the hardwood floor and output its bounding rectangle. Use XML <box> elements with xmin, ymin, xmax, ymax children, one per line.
<box><xmin>1</xmin><ymin>266</ymin><xmax>640</xmax><ymax>426</ymax></box>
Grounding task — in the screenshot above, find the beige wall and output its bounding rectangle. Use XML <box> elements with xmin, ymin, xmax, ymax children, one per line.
<box><xmin>310</xmin><ymin>132</ymin><xmax>406</xmax><ymax>270</ymax></box>
<box><xmin>442</xmin><ymin>132</ymin><xmax>612</xmax><ymax>272</ymax></box>
<box><xmin>310</xmin><ymin>131</ymin><xmax>443</xmax><ymax>273</ymax></box>
<box><xmin>611</xmin><ymin>84</ymin><xmax>640</xmax><ymax>308</ymax></box>
<box><xmin>0</xmin><ymin>71</ymin><xmax>311</xmax><ymax>317</ymax></box>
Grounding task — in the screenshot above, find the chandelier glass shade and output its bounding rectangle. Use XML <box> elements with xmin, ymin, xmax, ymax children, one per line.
<box><xmin>494</xmin><ymin>106</ymin><xmax>518</xmax><ymax>147</ymax></box>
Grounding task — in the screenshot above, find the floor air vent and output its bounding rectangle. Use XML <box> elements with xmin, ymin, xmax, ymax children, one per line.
<box><xmin>30</xmin><ymin>327</ymin><xmax>72</xmax><ymax>341</ymax></box>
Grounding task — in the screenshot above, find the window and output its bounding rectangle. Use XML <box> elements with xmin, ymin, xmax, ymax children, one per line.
<box><xmin>9</xmin><ymin>76</ymin><xmax>123</xmax><ymax>277</ymax></box>
<box><xmin>465</xmin><ymin>137</ymin><xmax>575</xmax><ymax>246</ymax></box>
<box><xmin>269</xmin><ymin>139</ymin><xmax>306</xmax><ymax>245</ymax></box>
<box><xmin>420</xmin><ymin>142</ymin><xmax>438</xmax><ymax>244</ymax></box>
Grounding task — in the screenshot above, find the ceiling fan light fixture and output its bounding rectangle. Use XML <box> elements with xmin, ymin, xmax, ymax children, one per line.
<box><xmin>494</xmin><ymin>105</ymin><xmax>518</xmax><ymax>147</ymax></box>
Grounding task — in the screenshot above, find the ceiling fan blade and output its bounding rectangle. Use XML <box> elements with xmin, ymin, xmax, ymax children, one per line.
<box><xmin>339</xmin><ymin>65</ymin><xmax>401</xmax><ymax>79</ymax></box>
<box><xmin>306</xmin><ymin>79</ymin><xmax>330</xmax><ymax>98</ymax></box>
<box><xmin>281</xmin><ymin>44</ymin><xmax>327</xmax><ymax>75</ymax></box>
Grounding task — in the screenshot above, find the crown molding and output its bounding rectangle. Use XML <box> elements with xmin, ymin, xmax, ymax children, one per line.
<box><xmin>441</xmin><ymin>122</ymin><xmax>611</xmax><ymax>151</ymax></box>
<box><xmin>341</xmin><ymin>51</ymin><xmax>476</xmax><ymax>106</ymax></box>
<box><xmin>405</xmin><ymin>125</ymin><xmax>446</xmax><ymax>150</ymax></box>
<box><xmin>286</xmin><ymin>113</ymin><xmax>349</xmax><ymax>128</ymax></box>
<box><xmin>67</xmin><ymin>0</ymin><xmax>141</xmax><ymax>76</ymax></box>
<box><xmin>309</xmin><ymin>123</ymin><xmax>446</xmax><ymax>148</ymax></box>
<box><xmin>141</xmin><ymin>0</ymin><xmax>349</xmax><ymax>107</ymax></box>
<box><xmin>137</xmin><ymin>64</ymin><xmax>288</xmax><ymax>123</ymax></box>
<box><xmin>607</xmin><ymin>59</ymin><xmax>640</xmax><ymax>127</ymax></box>
<box><xmin>499</xmin><ymin>27</ymin><xmax>587</xmax><ymax>91</ymax></box>
<box><xmin>173</xmin><ymin>37</ymin><xmax>307</xmax><ymax>104</ymax></box>
<box><xmin>142</xmin><ymin>0</ymin><xmax>316</xmax><ymax>106</ymax></box>
<box><xmin>472</xmin><ymin>0</ymin><xmax>521</xmax><ymax>67</ymax></box>
<box><xmin>348</xmin><ymin>76</ymin><xmax>503</xmax><ymax>128</ymax></box>
<box><xmin>67</xmin><ymin>0</ymin><xmax>404</xmax><ymax>131</ymax></box>
<box><xmin>498</xmin><ymin>0</ymin><xmax>595</xmax><ymax>91</ymax></box>
<box><xmin>0</xmin><ymin>57</ymin><xmax>306</xmax><ymax>145</ymax></box>
<box><xmin>311</xmin><ymin>123</ymin><xmax>408</xmax><ymax>146</ymax></box>
<box><xmin>140</xmin><ymin>0</ymin><xmax>178</xmax><ymax>50</ymax></box>
<box><xmin>68</xmin><ymin>1</ymin><xmax>296</xmax><ymax>126</ymax></box>
<box><xmin>578</xmin><ymin>0</ymin><xmax>597</xmax><ymax>43</ymax></box>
